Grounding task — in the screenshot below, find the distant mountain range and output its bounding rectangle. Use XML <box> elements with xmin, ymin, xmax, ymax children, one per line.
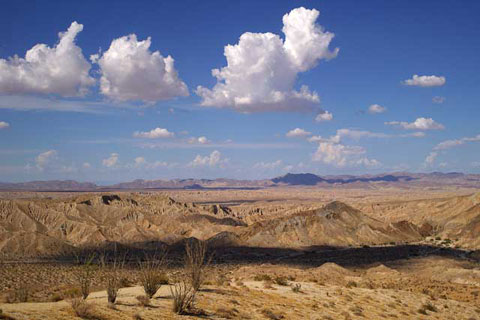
<box><xmin>0</xmin><ymin>172</ymin><xmax>479</xmax><ymax>191</ymax></box>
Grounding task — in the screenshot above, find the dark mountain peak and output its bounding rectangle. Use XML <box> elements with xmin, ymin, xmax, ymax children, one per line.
<box><xmin>271</xmin><ymin>173</ymin><xmax>324</xmax><ymax>185</ymax></box>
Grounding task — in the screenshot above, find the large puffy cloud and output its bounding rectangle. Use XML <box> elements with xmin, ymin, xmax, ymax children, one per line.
<box><xmin>196</xmin><ymin>7</ymin><xmax>338</xmax><ymax>113</ymax></box>
<box><xmin>0</xmin><ymin>22</ymin><xmax>94</xmax><ymax>96</ymax></box>
<box><xmin>189</xmin><ymin>150</ymin><xmax>227</xmax><ymax>167</ymax></box>
<box><xmin>133</xmin><ymin>127</ymin><xmax>175</xmax><ymax>139</ymax></box>
<box><xmin>286</xmin><ymin>128</ymin><xmax>311</xmax><ymax>138</ymax></box>
<box><xmin>93</xmin><ymin>34</ymin><xmax>188</xmax><ymax>102</ymax></box>
<box><xmin>385</xmin><ymin>117</ymin><xmax>444</xmax><ymax>130</ymax></box>
<box><xmin>403</xmin><ymin>75</ymin><xmax>446</xmax><ymax>87</ymax></box>
<box><xmin>0</xmin><ymin>121</ymin><xmax>9</xmax><ymax>129</ymax></box>
<box><xmin>313</xmin><ymin>142</ymin><xmax>380</xmax><ymax>168</ymax></box>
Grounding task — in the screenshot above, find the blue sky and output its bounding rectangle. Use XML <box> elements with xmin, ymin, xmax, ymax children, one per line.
<box><xmin>0</xmin><ymin>0</ymin><xmax>479</xmax><ymax>183</ymax></box>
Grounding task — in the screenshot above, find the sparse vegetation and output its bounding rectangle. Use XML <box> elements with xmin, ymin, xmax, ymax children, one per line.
<box><xmin>99</xmin><ymin>249</ymin><xmax>126</xmax><ymax>304</ymax></box>
<box><xmin>261</xmin><ymin>308</ymin><xmax>284</xmax><ymax>319</ymax></box>
<box><xmin>185</xmin><ymin>239</ymin><xmax>211</xmax><ymax>291</ymax></box>
<box><xmin>254</xmin><ymin>274</ymin><xmax>272</xmax><ymax>281</ymax></box>
<box><xmin>70</xmin><ymin>298</ymin><xmax>98</xmax><ymax>319</ymax></box>
<box><xmin>291</xmin><ymin>283</ymin><xmax>302</xmax><ymax>293</ymax></box>
<box><xmin>273</xmin><ymin>276</ymin><xmax>288</xmax><ymax>286</ymax></box>
<box><xmin>138</xmin><ymin>250</ymin><xmax>168</xmax><ymax>298</ymax></box>
<box><xmin>170</xmin><ymin>280</ymin><xmax>196</xmax><ymax>315</ymax></box>
<box><xmin>74</xmin><ymin>254</ymin><xmax>96</xmax><ymax>300</ymax></box>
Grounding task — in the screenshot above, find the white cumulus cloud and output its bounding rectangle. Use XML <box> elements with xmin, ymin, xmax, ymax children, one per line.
<box><xmin>313</xmin><ymin>142</ymin><xmax>379</xmax><ymax>167</ymax></box>
<box><xmin>315</xmin><ymin>110</ymin><xmax>333</xmax><ymax>122</ymax></box>
<box><xmin>385</xmin><ymin>117</ymin><xmax>444</xmax><ymax>130</ymax></box>
<box><xmin>188</xmin><ymin>136</ymin><xmax>210</xmax><ymax>144</ymax></box>
<box><xmin>35</xmin><ymin>150</ymin><xmax>58</xmax><ymax>170</ymax></box>
<box><xmin>0</xmin><ymin>121</ymin><xmax>9</xmax><ymax>129</ymax></box>
<box><xmin>94</xmin><ymin>34</ymin><xmax>188</xmax><ymax>102</ymax></box>
<box><xmin>403</xmin><ymin>75</ymin><xmax>446</xmax><ymax>87</ymax></box>
<box><xmin>102</xmin><ymin>153</ymin><xmax>119</xmax><ymax>167</ymax></box>
<box><xmin>0</xmin><ymin>22</ymin><xmax>94</xmax><ymax>96</ymax></box>
<box><xmin>133</xmin><ymin>127</ymin><xmax>175</xmax><ymax>139</ymax></box>
<box><xmin>196</xmin><ymin>7</ymin><xmax>338</xmax><ymax>113</ymax></box>
<box><xmin>368</xmin><ymin>104</ymin><xmax>387</xmax><ymax>114</ymax></box>
<box><xmin>424</xmin><ymin>151</ymin><xmax>438</xmax><ymax>165</ymax></box>
<box><xmin>286</xmin><ymin>128</ymin><xmax>311</xmax><ymax>138</ymax></box>
<box><xmin>189</xmin><ymin>150</ymin><xmax>227</xmax><ymax>167</ymax></box>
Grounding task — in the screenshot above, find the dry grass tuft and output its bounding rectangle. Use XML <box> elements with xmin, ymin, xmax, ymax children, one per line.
<box><xmin>70</xmin><ymin>298</ymin><xmax>101</xmax><ymax>319</ymax></box>
<box><xmin>261</xmin><ymin>308</ymin><xmax>284</xmax><ymax>319</ymax></box>
<box><xmin>273</xmin><ymin>276</ymin><xmax>288</xmax><ymax>286</ymax></box>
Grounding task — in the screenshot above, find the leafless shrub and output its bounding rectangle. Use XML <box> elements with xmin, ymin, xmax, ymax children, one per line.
<box><xmin>170</xmin><ymin>280</ymin><xmax>196</xmax><ymax>315</ymax></box>
<box><xmin>291</xmin><ymin>283</ymin><xmax>302</xmax><ymax>293</ymax></box>
<box><xmin>136</xmin><ymin>295</ymin><xmax>150</xmax><ymax>307</ymax></box>
<box><xmin>138</xmin><ymin>250</ymin><xmax>168</xmax><ymax>298</ymax></box>
<box><xmin>74</xmin><ymin>254</ymin><xmax>96</xmax><ymax>300</ymax></box>
<box><xmin>70</xmin><ymin>298</ymin><xmax>99</xmax><ymax>319</ymax></box>
<box><xmin>185</xmin><ymin>239</ymin><xmax>212</xmax><ymax>291</ymax></box>
<box><xmin>99</xmin><ymin>249</ymin><xmax>127</xmax><ymax>304</ymax></box>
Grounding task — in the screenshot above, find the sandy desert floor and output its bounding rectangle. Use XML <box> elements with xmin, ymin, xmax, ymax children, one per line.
<box><xmin>1</xmin><ymin>187</ymin><xmax>479</xmax><ymax>319</ymax></box>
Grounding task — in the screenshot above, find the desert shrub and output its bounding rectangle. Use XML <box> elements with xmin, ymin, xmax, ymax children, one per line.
<box><xmin>346</xmin><ymin>281</ymin><xmax>357</xmax><ymax>288</ymax></box>
<box><xmin>291</xmin><ymin>283</ymin><xmax>302</xmax><ymax>293</ymax></box>
<box><xmin>261</xmin><ymin>308</ymin><xmax>284</xmax><ymax>319</ymax></box>
<box><xmin>273</xmin><ymin>276</ymin><xmax>288</xmax><ymax>286</ymax></box>
<box><xmin>6</xmin><ymin>287</ymin><xmax>29</xmax><ymax>303</ymax></box>
<box><xmin>70</xmin><ymin>298</ymin><xmax>98</xmax><ymax>319</ymax></box>
<box><xmin>215</xmin><ymin>272</ymin><xmax>229</xmax><ymax>286</ymax></box>
<box><xmin>170</xmin><ymin>280</ymin><xmax>196</xmax><ymax>315</ymax></box>
<box><xmin>185</xmin><ymin>239</ymin><xmax>211</xmax><ymax>291</ymax></box>
<box><xmin>136</xmin><ymin>295</ymin><xmax>150</xmax><ymax>307</ymax></box>
<box><xmin>417</xmin><ymin>308</ymin><xmax>428</xmax><ymax>315</ymax></box>
<box><xmin>99</xmin><ymin>250</ymin><xmax>127</xmax><ymax>304</ymax></box>
<box><xmin>422</xmin><ymin>301</ymin><xmax>438</xmax><ymax>312</ymax></box>
<box><xmin>138</xmin><ymin>250</ymin><xmax>168</xmax><ymax>298</ymax></box>
<box><xmin>49</xmin><ymin>293</ymin><xmax>63</xmax><ymax>302</ymax></box>
<box><xmin>74</xmin><ymin>254</ymin><xmax>96</xmax><ymax>300</ymax></box>
<box><xmin>254</xmin><ymin>274</ymin><xmax>272</xmax><ymax>281</ymax></box>
<box><xmin>62</xmin><ymin>287</ymin><xmax>82</xmax><ymax>299</ymax></box>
